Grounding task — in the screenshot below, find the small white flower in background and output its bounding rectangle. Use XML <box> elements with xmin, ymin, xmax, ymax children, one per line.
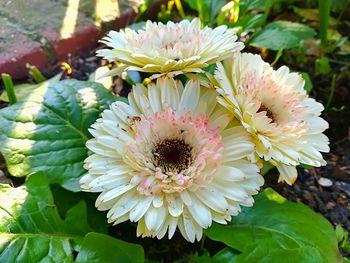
<box><xmin>214</xmin><ymin>52</ymin><xmax>329</xmax><ymax>185</ymax></box>
<box><xmin>80</xmin><ymin>77</ymin><xmax>263</xmax><ymax>242</ymax></box>
<box><xmin>96</xmin><ymin>18</ymin><xmax>243</xmax><ymax>79</ymax></box>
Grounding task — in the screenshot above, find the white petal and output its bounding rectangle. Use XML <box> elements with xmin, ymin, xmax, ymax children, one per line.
<box><xmin>180</xmin><ymin>191</ymin><xmax>193</xmax><ymax>206</ymax></box>
<box><xmin>145</xmin><ymin>205</ymin><xmax>166</xmax><ymax>232</ymax></box>
<box><xmin>160</xmin><ymin>78</ymin><xmax>179</xmax><ymax>109</ymax></box>
<box><xmin>130</xmin><ymin>196</ymin><xmax>153</xmax><ymax>222</ymax></box>
<box><xmin>186</xmin><ymin>195</ymin><xmax>212</xmax><ymax>228</ymax></box>
<box><xmin>107</xmin><ymin>191</ymin><xmax>139</xmax><ymax>220</ymax></box>
<box><xmin>100</xmin><ymin>184</ymin><xmax>135</xmax><ymax>202</ymax></box>
<box><xmin>195</xmin><ymin>187</ymin><xmax>228</xmax><ymax>213</ymax></box>
<box><xmin>168</xmin><ymin>216</ymin><xmax>178</xmax><ymax>239</ymax></box>
<box><xmin>148</xmin><ymin>83</ymin><xmax>162</xmax><ymax>113</ymax></box>
<box><xmin>276</xmin><ymin>163</ymin><xmax>298</xmax><ymax>185</ymax></box>
<box><xmin>177</xmin><ymin>79</ymin><xmax>200</xmax><ymax>115</ymax></box>
<box><xmin>167</xmin><ymin>194</ymin><xmax>184</xmax><ymax>217</ymax></box>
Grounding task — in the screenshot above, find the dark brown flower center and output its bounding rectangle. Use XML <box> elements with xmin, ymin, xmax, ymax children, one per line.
<box><xmin>258</xmin><ymin>104</ymin><xmax>276</xmax><ymax>123</ymax></box>
<box><xmin>152</xmin><ymin>139</ymin><xmax>192</xmax><ymax>172</ymax></box>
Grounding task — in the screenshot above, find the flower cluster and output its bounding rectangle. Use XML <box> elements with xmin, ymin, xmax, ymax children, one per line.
<box><xmin>81</xmin><ymin>19</ymin><xmax>329</xmax><ymax>242</ymax></box>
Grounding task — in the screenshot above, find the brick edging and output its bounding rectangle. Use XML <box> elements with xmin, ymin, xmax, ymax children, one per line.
<box><xmin>0</xmin><ymin>8</ymin><xmax>137</xmax><ymax>80</ymax></box>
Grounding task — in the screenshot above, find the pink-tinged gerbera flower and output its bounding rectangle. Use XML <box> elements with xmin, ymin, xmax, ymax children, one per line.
<box><xmin>96</xmin><ymin>18</ymin><xmax>243</xmax><ymax>79</ymax></box>
<box><xmin>214</xmin><ymin>52</ymin><xmax>329</xmax><ymax>185</ymax></box>
<box><xmin>80</xmin><ymin>77</ymin><xmax>263</xmax><ymax>242</ymax></box>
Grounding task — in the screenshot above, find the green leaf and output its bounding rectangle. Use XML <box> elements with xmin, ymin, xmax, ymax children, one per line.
<box><xmin>0</xmin><ymin>173</ymin><xmax>87</xmax><ymax>262</ymax></box>
<box><xmin>205</xmin><ymin>188</ymin><xmax>342</xmax><ymax>263</ymax></box>
<box><xmin>75</xmin><ymin>232</ymin><xmax>144</xmax><ymax>263</ymax></box>
<box><xmin>51</xmin><ymin>185</ymin><xmax>109</xmax><ymax>234</ymax></box>
<box><xmin>189</xmin><ymin>248</ymin><xmax>238</xmax><ymax>263</ymax></box>
<box><xmin>0</xmin><ymin>173</ymin><xmax>144</xmax><ymax>262</ymax></box>
<box><xmin>239</xmin><ymin>0</ymin><xmax>285</xmax><ymax>13</ymax></box>
<box><xmin>301</xmin><ymin>72</ymin><xmax>313</xmax><ymax>94</ymax></box>
<box><xmin>249</xmin><ymin>20</ymin><xmax>316</xmax><ymax>50</ymax></box>
<box><xmin>232</xmin><ymin>14</ymin><xmax>267</xmax><ymax>32</ymax></box>
<box><xmin>184</xmin><ymin>0</ymin><xmax>226</xmax><ymax>24</ymax></box>
<box><xmin>0</xmin><ymin>79</ymin><xmax>119</xmax><ymax>191</ymax></box>
<box><xmin>315</xmin><ymin>56</ymin><xmax>331</xmax><ymax>75</ymax></box>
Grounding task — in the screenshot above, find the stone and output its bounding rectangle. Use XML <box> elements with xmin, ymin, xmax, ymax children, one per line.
<box><xmin>318</xmin><ymin>177</ymin><xmax>333</xmax><ymax>187</ymax></box>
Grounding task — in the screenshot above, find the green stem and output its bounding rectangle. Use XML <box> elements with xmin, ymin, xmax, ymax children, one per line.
<box><xmin>1</xmin><ymin>73</ymin><xmax>17</xmax><ymax>105</ymax></box>
<box><xmin>26</xmin><ymin>64</ymin><xmax>46</xmax><ymax>83</ymax></box>
<box><xmin>337</xmin><ymin>0</ymin><xmax>350</xmax><ymax>21</ymax></box>
<box><xmin>328</xmin><ymin>58</ymin><xmax>350</xmax><ymax>67</ymax></box>
<box><xmin>271</xmin><ymin>46</ymin><xmax>284</xmax><ymax>66</ymax></box>
<box><xmin>326</xmin><ymin>74</ymin><xmax>337</xmax><ymax>110</ymax></box>
<box><xmin>200</xmin><ymin>234</ymin><xmax>206</xmax><ymax>252</ymax></box>
<box><xmin>174</xmin><ymin>0</ymin><xmax>186</xmax><ymax>18</ymax></box>
<box><xmin>318</xmin><ymin>0</ymin><xmax>331</xmax><ymax>47</ymax></box>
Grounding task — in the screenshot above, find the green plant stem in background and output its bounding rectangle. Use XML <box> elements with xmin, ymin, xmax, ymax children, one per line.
<box><xmin>174</xmin><ymin>0</ymin><xmax>186</xmax><ymax>18</ymax></box>
<box><xmin>1</xmin><ymin>73</ymin><xmax>17</xmax><ymax>105</ymax></box>
<box><xmin>26</xmin><ymin>64</ymin><xmax>46</xmax><ymax>83</ymax></box>
<box><xmin>200</xmin><ymin>234</ymin><xmax>206</xmax><ymax>252</ymax></box>
<box><xmin>328</xmin><ymin>58</ymin><xmax>350</xmax><ymax>67</ymax></box>
<box><xmin>326</xmin><ymin>74</ymin><xmax>337</xmax><ymax>111</ymax></box>
<box><xmin>318</xmin><ymin>0</ymin><xmax>331</xmax><ymax>47</ymax></box>
<box><xmin>337</xmin><ymin>0</ymin><xmax>350</xmax><ymax>21</ymax></box>
<box><xmin>271</xmin><ymin>45</ymin><xmax>284</xmax><ymax>66</ymax></box>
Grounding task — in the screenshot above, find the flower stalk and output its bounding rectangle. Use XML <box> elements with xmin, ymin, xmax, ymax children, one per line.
<box><xmin>1</xmin><ymin>73</ymin><xmax>17</xmax><ymax>105</ymax></box>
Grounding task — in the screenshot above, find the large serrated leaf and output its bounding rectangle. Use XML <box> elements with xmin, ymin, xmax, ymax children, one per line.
<box><xmin>0</xmin><ymin>173</ymin><xmax>144</xmax><ymax>263</ymax></box>
<box><xmin>205</xmin><ymin>188</ymin><xmax>342</xmax><ymax>263</ymax></box>
<box><xmin>0</xmin><ymin>79</ymin><xmax>121</xmax><ymax>191</ymax></box>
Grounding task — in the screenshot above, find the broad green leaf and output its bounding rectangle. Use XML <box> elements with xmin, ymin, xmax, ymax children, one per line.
<box><xmin>0</xmin><ymin>79</ymin><xmax>119</xmax><ymax>191</ymax></box>
<box><xmin>51</xmin><ymin>185</ymin><xmax>109</xmax><ymax>234</ymax></box>
<box><xmin>249</xmin><ymin>20</ymin><xmax>316</xmax><ymax>50</ymax></box>
<box><xmin>232</xmin><ymin>14</ymin><xmax>267</xmax><ymax>32</ymax></box>
<box><xmin>75</xmin><ymin>232</ymin><xmax>144</xmax><ymax>263</ymax></box>
<box><xmin>239</xmin><ymin>0</ymin><xmax>285</xmax><ymax>13</ymax></box>
<box><xmin>0</xmin><ymin>174</ymin><xmax>89</xmax><ymax>262</ymax></box>
<box><xmin>0</xmin><ymin>173</ymin><xmax>144</xmax><ymax>262</ymax></box>
<box><xmin>184</xmin><ymin>0</ymin><xmax>226</xmax><ymax>24</ymax></box>
<box><xmin>205</xmin><ymin>188</ymin><xmax>342</xmax><ymax>263</ymax></box>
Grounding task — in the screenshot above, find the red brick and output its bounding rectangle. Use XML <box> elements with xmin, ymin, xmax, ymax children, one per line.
<box><xmin>0</xmin><ymin>18</ymin><xmax>46</xmax><ymax>78</ymax></box>
<box><xmin>45</xmin><ymin>25</ymin><xmax>101</xmax><ymax>61</ymax></box>
<box><xmin>0</xmin><ymin>0</ymin><xmax>138</xmax><ymax>79</ymax></box>
<box><xmin>113</xmin><ymin>8</ymin><xmax>137</xmax><ymax>30</ymax></box>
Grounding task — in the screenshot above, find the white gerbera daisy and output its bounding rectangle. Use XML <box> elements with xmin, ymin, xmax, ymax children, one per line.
<box><xmin>80</xmin><ymin>77</ymin><xmax>263</xmax><ymax>242</ymax></box>
<box><xmin>96</xmin><ymin>18</ymin><xmax>243</xmax><ymax>79</ymax></box>
<box><xmin>214</xmin><ymin>52</ymin><xmax>329</xmax><ymax>185</ymax></box>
